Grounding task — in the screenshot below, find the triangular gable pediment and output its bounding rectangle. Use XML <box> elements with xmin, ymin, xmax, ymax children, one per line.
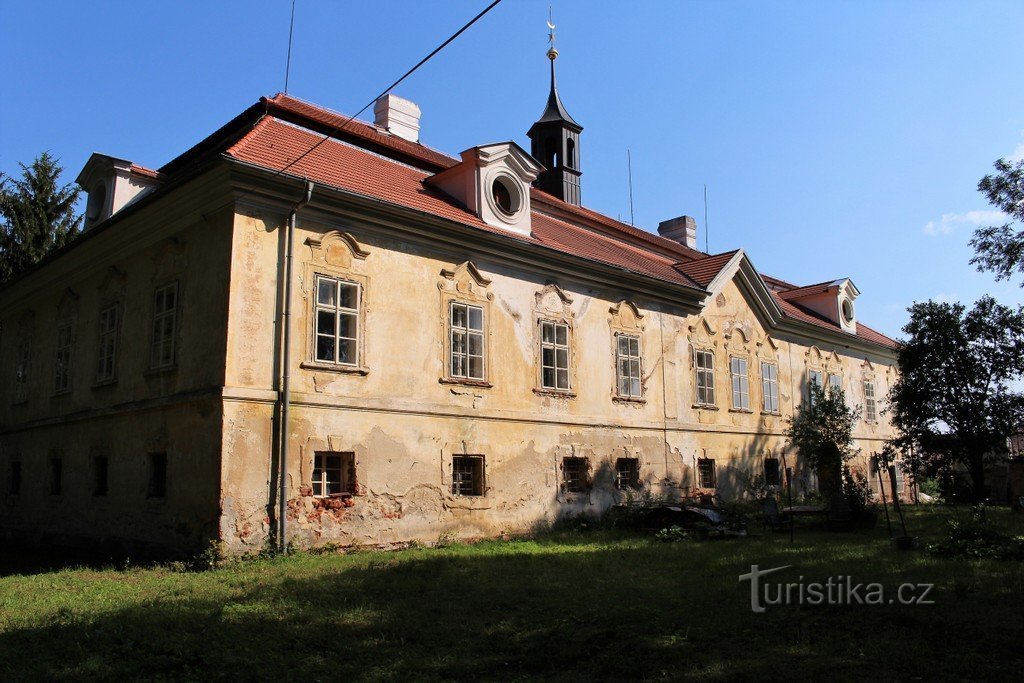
<box><xmin>699</xmin><ymin>249</ymin><xmax>783</xmax><ymax>328</ymax></box>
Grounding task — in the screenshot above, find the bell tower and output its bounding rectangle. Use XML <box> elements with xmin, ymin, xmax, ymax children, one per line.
<box><xmin>527</xmin><ymin>15</ymin><xmax>582</xmax><ymax>206</ymax></box>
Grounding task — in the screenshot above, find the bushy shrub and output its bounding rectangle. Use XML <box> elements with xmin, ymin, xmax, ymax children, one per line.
<box><xmin>930</xmin><ymin>505</ymin><xmax>1024</xmax><ymax>560</ymax></box>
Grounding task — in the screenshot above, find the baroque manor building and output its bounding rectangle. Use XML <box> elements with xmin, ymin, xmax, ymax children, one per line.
<box><xmin>1</xmin><ymin>52</ymin><xmax>899</xmax><ymax>553</ymax></box>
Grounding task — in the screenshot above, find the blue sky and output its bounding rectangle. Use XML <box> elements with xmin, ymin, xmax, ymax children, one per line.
<box><xmin>2</xmin><ymin>0</ymin><xmax>1022</xmax><ymax>338</ymax></box>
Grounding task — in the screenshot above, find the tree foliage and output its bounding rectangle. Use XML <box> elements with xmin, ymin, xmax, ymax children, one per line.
<box><xmin>970</xmin><ymin>158</ymin><xmax>1024</xmax><ymax>284</ymax></box>
<box><xmin>889</xmin><ymin>297</ymin><xmax>1024</xmax><ymax>501</ymax></box>
<box><xmin>786</xmin><ymin>384</ymin><xmax>860</xmax><ymax>495</ymax></box>
<box><xmin>0</xmin><ymin>152</ymin><xmax>81</xmax><ymax>284</ymax></box>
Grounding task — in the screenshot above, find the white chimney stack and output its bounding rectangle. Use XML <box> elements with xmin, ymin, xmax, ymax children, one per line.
<box><xmin>658</xmin><ymin>215</ymin><xmax>699</xmax><ymax>250</ymax></box>
<box><xmin>373</xmin><ymin>94</ymin><xmax>421</xmax><ymax>143</ymax></box>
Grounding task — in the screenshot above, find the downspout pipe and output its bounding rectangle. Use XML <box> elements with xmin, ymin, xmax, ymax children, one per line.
<box><xmin>279</xmin><ymin>179</ymin><xmax>314</xmax><ymax>553</ymax></box>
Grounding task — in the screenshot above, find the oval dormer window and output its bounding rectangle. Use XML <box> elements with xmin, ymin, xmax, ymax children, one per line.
<box><xmin>87</xmin><ymin>181</ymin><xmax>107</xmax><ymax>221</ymax></box>
<box><xmin>841</xmin><ymin>298</ymin><xmax>855</xmax><ymax>324</ymax></box>
<box><xmin>491</xmin><ymin>176</ymin><xmax>521</xmax><ymax>218</ymax></box>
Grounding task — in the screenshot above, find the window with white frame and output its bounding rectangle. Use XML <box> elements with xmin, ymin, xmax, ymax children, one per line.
<box><xmin>96</xmin><ymin>303</ymin><xmax>119</xmax><ymax>383</ymax></box>
<box><xmin>616</xmin><ymin>334</ymin><xmax>642</xmax><ymax>398</ymax></box>
<box><xmin>452</xmin><ymin>455</ymin><xmax>485</xmax><ymax>496</ymax></box>
<box><xmin>807</xmin><ymin>369</ymin><xmax>823</xmax><ymax>404</ymax></box>
<box><xmin>761</xmin><ymin>361</ymin><xmax>779</xmax><ymax>413</ymax></box>
<box><xmin>730</xmin><ymin>356</ymin><xmax>750</xmax><ymax>410</ymax></box>
<box><xmin>828</xmin><ymin>372</ymin><xmax>842</xmax><ymax>395</ymax></box>
<box><xmin>314</xmin><ymin>276</ymin><xmax>360</xmax><ymax>366</ymax></box>
<box><xmin>54</xmin><ymin>319</ymin><xmax>73</xmax><ymax>394</ymax></box>
<box><xmin>313</xmin><ymin>451</ymin><xmax>356</xmax><ymax>497</ymax></box>
<box><xmin>450</xmin><ymin>302</ymin><xmax>484</xmax><ymax>380</ymax></box>
<box><xmin>150</xmin><ymin>282</ymin><xmax>178</xmax><ymax>369</ymax></box>
<box><xmin>13</xmin><ymin>338</ymin><xmax>30</xmax><ymax>403</ymax></box>
<box><xmin>540</xmin><ymin>320</ymin><xmax>570</xmax><ymax>391</ymax></box>
<box><xmin>694</xmin><ymin>349</ymin><xmax>715</xmax><ymax>406</ymax></box>
<box><xmin>864</xmin><ymin>379</ymin><xmax>877</xmax><ymax>422</ymax></box>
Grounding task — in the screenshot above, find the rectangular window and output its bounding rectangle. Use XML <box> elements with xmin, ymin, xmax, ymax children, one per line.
<box><xmin>864</xmin><ymin>379</ymin><xmax>877</xmax><ymax>422</ymax></box>
<box><xmin>92</xmin><ymin>456</ymin><xmax>109</xmax><ymax>497</ymax></box>
<box><xmin>314</xmin><ymin>276</ymin><xmax>360</xmax><ymax>366</ymax></box>
<box><xmin>14</xmin><ymin>338</ymin><xmax>30</xmax><ymax>402</ymax></box>
<box><xmin>147</xmin><ymin>452</ymin><xmax>167</xmax><ymax>499</ymax></box>
<box><xmin>616</xmin><ymin>334</ymin><xmax>642</xmax><ymax>398</ymax></box>
<box><xmin>828</xmin><ymin>372</ymin><xmax>842</xmax><ymax>395</ymax></box>
<box><xmin>615</xmin><ymin>457</ymin><xmax>640</xmax><ymax>490</ymax></box>
<box><xmin>96</xmin><ymin>304</ymin><xmax>120</xmax><ymax>383</ymax></box>
<box><xmin>150</xmin><ymin>282</ymin><xmax>178</xmax><ymax>369</ymax></box>
<box><xmin>761</xmin><ymin>361</ymin><xmax>779</xmax><ymax>413</ymax></box>
<box><xmin>54</xmin><ymin>319</ymin><xmax>73</xmax><ymax>394</ymax></box>
<box><xmin>730</xmin><ymin>356</ymin><xmax>750</xmax><ymax>410</ymax></box>
<box><xmin>695</xmin><ymin>349</ymin><xmax>716</xmax><ymax>406</ymax></box>
<box><xmin>540</xmin><ymin>321</ymin><xmax>570</xmax><ymax>391</ymax></box>
<box><xmin>312</xmin><ymin>451</ymin><xmax>357</xmax><ymax>497</ymax></box>
<box><xmin>807</xmin><ymin>369</ymin><xmax>823</xmax><ymax>404</ymax></box>
<box><xmin>450</xmin><ymin>302</ymin><xmax>484</xmax><ymax>380</ymax></box>
<box><xmin>562</xmin><ymin>456</ymin><xmax>590</xmax><ymax>492</ymax></box>
<box><xmin>764</xmin><ymin>457</ymin><xmax>781</xmax><ymax>486</ymax></box>
<box><xmin>49</xmin><ymin>458</ymin><xmax>62</xmax><ymax>496</ymax></box>
<box><xmin>8</xmin><ymin>461</ymin><xmax>21</xmax><ymax>495</ymax></box>
<box><xmin>452</xmin><ymin>455</ymin><xmax>485</xmax><ymax>496</ymax></box>
<box><xmin>697</xmin><ymin>457</ymin><xmax>717</xmax><ymax>489</ymax></box>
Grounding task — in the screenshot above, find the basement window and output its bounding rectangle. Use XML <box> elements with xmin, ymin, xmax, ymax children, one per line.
<box><xmin>452</xmin><ymin>455</ymin><xmax>484</xmax><ymax>496</ymax></box>
<box><xmin>562</xmin><ymin>456</ymin><xmax>590</xmax><ymax>493</ymax></box>
<box><xmin>147</xmin><ymin>452</ymin><xmax>167</xmax><ymax>499</ymax></box>
<box><xmin>49</xmin><ymin>458</ymin><xmax>62</xmax><ymax>496</ymax></box>
<box><xmin>8</xmin><ymin>461</ymin><xmax>21</xmax><ymax>495</ymax></box>
<box><xmin>697</xmin><ymin>457</ymin><xmax>717</xmax><ymax>489</ymax></box>
<box><xmin>313</xmin><ymin>451</ymin><xmax>357</xmax><ymax>497</ymax></box>
<box><xmin>92</xmin><ymin>456</ymin><xmax>109</xmax><ymax>497</ymax></box>
<box><xmin>615</xmin><ymin>457</ymin><xmax>640</xmax><ymax>490</ymax></box>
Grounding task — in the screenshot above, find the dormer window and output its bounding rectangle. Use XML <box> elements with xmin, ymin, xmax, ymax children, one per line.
<box><xmin>490</xmin><ymin>176</ymin><xmax>522</xmax><ymax>217</ymax></box>
<box><xmin>75</xmin><ymin>153</ymin><xmax>161</xmax><ymax>230</ymax></box>
<box><xmin>86</xmin><ymin>182</ymin><xmax>107</xmax><ymax>222</ymax></box>
<box><xmin>841</xmin><ymin>298</ymin><xmax>855</xmax><ymax>325</ymax></box>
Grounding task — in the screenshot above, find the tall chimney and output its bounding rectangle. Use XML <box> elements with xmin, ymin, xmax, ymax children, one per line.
<box><xmin>658</xmin><ymin>215</ymin><xmax>699</xmax><ymax>250</ymax></box>
<box><xmin>373</xmin><ymin>94</ymin><xmax>421</xmax><ymax>143</ymax></box>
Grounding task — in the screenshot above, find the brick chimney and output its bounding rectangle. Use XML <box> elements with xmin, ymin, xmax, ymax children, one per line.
<box><xmin>373</xmin><ymin>94</ymin><xmax>421</xmax><ymax>143</ymax></box>
<box><xmin>658</xmin><ymin>215</ymin><xmax>698</xmax><ymax>250</ymax></box>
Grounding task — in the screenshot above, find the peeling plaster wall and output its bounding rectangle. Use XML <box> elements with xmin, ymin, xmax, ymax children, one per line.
<box><xmin>221</xmin><ymin>206</ymin><xmax>898</xmax><ymax>551</ymax></box>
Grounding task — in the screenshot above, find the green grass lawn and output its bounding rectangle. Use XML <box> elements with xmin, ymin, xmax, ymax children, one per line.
<box><xmin>1</xmin><ymin>508</ymin><xmax>1023</xmax><ymax>681</ymax></box>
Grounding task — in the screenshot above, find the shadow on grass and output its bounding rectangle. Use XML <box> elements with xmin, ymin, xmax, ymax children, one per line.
<box><xmin>2</xmin><ymin>526</ymin><xmax>1022</xmax><ymax>681</ymax></box>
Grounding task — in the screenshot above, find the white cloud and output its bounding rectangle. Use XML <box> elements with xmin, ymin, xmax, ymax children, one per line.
<box><xmin>922</xmin><ymin>210</ymin><xmax>1006</xmax><ymax>236</ymax></box>
<box><xmin>933</xmin><ymin>292</ymin><xmax>959</xmax><ymax>304</ymax></box>
<box><xmin>1010</xmin><ymin>130</ymin><xmax>1024</xmax><ymax>163</ymax></box>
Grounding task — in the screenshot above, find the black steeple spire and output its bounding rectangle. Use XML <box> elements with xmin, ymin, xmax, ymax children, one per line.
<box><xmin>527</xmin><ymin>18</ymin><xmax>582</xmax><ymax>206</ymax></box>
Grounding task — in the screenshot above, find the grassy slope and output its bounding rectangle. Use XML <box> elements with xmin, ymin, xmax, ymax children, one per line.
<box><xmin>1</xmin><ymin>508</ymin><xmax>1022</xmax><ymax>681</ymax></box>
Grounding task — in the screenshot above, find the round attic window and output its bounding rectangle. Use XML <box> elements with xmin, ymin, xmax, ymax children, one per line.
<box><xmin>841</xmin><ymin>298</ymin><xmax>855</xmax><ymax>324</ymax></box>
<box><xmin>491</xmin><ymin>176</ymin><xmax>521</xmax><ymax>217</ymax></box>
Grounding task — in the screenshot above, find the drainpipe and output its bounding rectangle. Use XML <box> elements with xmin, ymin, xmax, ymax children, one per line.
<box><xmin>279</xmin><ymin>179</ymin><xmax>314</xmax><ymax>553</ymax></box>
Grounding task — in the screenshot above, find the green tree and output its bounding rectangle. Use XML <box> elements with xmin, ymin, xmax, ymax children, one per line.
<box><xmin>970</xmin><ymin>158</ymin><xmax>1024</xmax><ymax>283</ymax></box>
<box><xmin>786</xmin><ymin>383</ymin><xmax>860</xmax><ymax>498</ymax></box>
<box><xmin>888</xmin><ymin>297</ymin><xmax>1024</xmax><ymax>501</ymax></box>
<box><xmin>0</xmin><ymin>152</ymin><xmax>82</xmax><ymax>284</ymax></box>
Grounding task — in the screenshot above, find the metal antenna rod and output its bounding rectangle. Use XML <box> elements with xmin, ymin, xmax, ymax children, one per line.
<box><xmin>627</xmin><ymin>149</ymin><xmax>635</xmax><ymax>226</ymax></box>
<box><xmin>703</xmin><ymin>183</ymin><xmax>709</xmax><ymax>252</ymax></box>
<box><xmin>284</xmin><ymin>0</ymin><xmax>297</xmax><ymax>94</ymax></box>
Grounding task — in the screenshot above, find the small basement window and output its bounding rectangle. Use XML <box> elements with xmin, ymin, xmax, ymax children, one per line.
<box><xmin>147</xmin><ymin>452</ymin><xmax>167</xmax><ymax>499</ymax></box>
<box><xmin>562</xmin><ymin>456</ymin><xmax>590</xmax><ymax>493</ymax></box>
<box><xmin>697</xmin><ymin>457</ymin><xmax>717</xmax><ymax>489</ymax></box>
<box><xmin>615</xmin><ymin>457</ymin><xmax>640</xmax><ymax>490</ymax></box>
<box><xmin>92</xmin><ymin>456</ymin><xmax>109</xmax><ymax>497</ymax></box>
<box><xmin>452</xmin><ymin>455</ymin><xmax>484</xmax><ymax>496</ymax></box>
<box><xmin>313</xmin><ymin>451</ymin><xmax>357</xmax><ymax>497</ymax></box>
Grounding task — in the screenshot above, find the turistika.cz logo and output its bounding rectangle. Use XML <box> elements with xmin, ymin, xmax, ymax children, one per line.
<box><xmin>739</xmin><ymin>564</ymin><xmax>935</xmax><ymax>613</ymax></box>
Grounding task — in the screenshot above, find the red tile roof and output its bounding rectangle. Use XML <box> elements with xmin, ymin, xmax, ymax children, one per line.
<box><xmin>219</xmin><ymin>97</ymin><xmax>896</xmax><ymax>351</ymax></box>
<box><xmin>777</xmin><ymin>279</ymin><xmax>842</xmax><ymax>300</ymax></box>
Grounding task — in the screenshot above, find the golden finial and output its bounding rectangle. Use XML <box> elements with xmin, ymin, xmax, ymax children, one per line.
<box><xmin>547</xmin><ymin>6</ymin><xmax>558</xmax><ymax>60</ymax></box>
